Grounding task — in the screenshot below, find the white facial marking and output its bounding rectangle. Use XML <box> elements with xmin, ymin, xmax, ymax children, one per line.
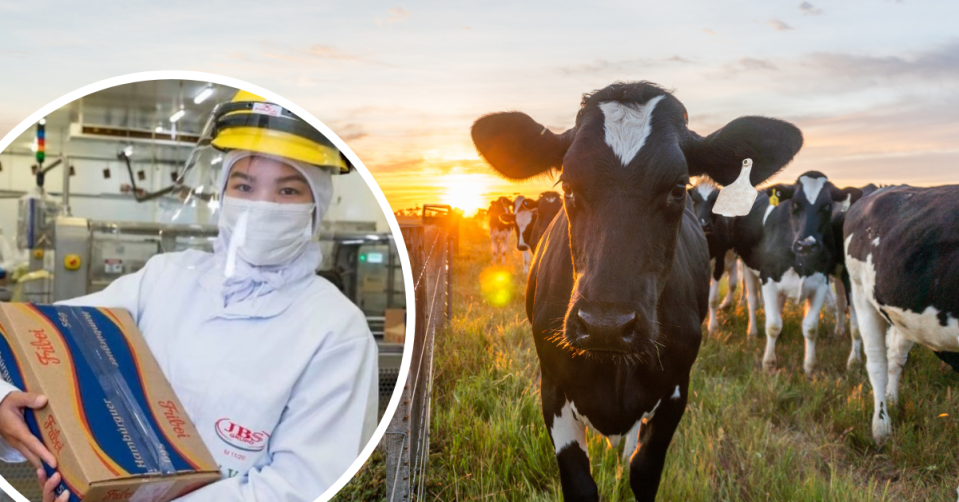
<box><xmin>800</xmin><ymin>236</ymin><xmax>817</xmax><ymax>245</ymax></box>
<box><xmin>799</xmin><ymin>175</ymin><xmax>828</xmax><ymax>204</ymax></box>
<box><xmin>763</xmin><ymin>205</ymin><xmax>776</xmax><ymax>225</ymax></box>
<box><xmin>550</xmin><ymin>400</ymin><xmax>588</xmax><ymax>455</ymax></box>
<box><xmin>839</xmin><ymin>194</ymin><xmax>852</xmax><ymax>212</ymax></box>
<box><xmin>515</xmin><ymin>209</ymin><xmax>534</xmax><ymax>247</ymax></box>
<box><xmin>871</xmin><ymin>237</ymin><xmax>880</xmax><ymax>246</ymax></box>
<box><xmin>696</xmin><ymin>183</ymin><xmax>715</xmax><ymax>199</ymax></box>
<box><xmin>844</xmin><ymin>237</ymin><xmax>959</xmax><ymax>352</ymax></box>
<box><xmin>599</xmin><ymin>95</ymin><xmax>665</xmax><ymax>166</ymax></box>
<box><xmin>671</xmin><ymin>385</ymin><xmax>681</xmax><ymax>399</ymax></box>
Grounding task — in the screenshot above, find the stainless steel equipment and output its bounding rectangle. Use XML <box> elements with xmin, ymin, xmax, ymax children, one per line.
<box><xmin>52</xmin><ymin>217</ymin><xmax>218</xmax><ymax>301</ymax></box>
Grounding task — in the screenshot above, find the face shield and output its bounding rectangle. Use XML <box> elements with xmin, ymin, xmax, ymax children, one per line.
<box><xmin>158</xmin><ymin>92</ymin><xmax>351</xmax><ymax>260</ymax></box>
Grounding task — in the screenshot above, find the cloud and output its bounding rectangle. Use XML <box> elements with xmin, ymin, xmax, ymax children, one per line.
<box><xmin>766</xmin><ymin>20</ymin><xmax>795</xmax><ymax>31</ymax></box>
<box><xmin>376</xmin><ymin>7</ymin><xmax>409</xmax><ymax>25</ymax></box>
<box><xmin>332</xmin><ymin>123</ymin><xmax>369</xmax><ymax>142</ymax></box>
<box><xmin>702</xmin><ymin>28</ymin><xmax>718</xmax><ymax>36</ymax></box>
<box><xmin>800</xmin><ymin>41</ymin><xmax>959</xmax><ymax>82</ymax></box>
<box><xmin>557</xmin><ymin>55</ymin><xmax>694</xmax><ymax>75</ymax></box>
<box><xmin>799</xmin><ymin>2</ymin><xmax>823</xmax><ymax>15</ymax></box>
<box><xmin>723</xmin><ymin>57</ymin><xmax>778</xmax><ymax>73</ymax></box>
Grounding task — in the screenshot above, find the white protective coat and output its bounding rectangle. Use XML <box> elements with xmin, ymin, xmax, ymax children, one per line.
<box><xmin>0</xmin><ymin>250</ymin><xmax>378</xmax><ymax>502</ymax></box>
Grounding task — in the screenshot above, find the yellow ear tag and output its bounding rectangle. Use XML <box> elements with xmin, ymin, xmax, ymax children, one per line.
<box><xmin>769</xmin><ymin>193</ymin><xmax>780</xmax><ymax>207</ymax></box>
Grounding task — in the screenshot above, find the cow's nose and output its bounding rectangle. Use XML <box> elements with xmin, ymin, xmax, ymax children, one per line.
<box><xmin>701</xmin><ymin>222</ymin><xmax>714</xmax><ymax>234</ymax></box>
<box><xmin>792</xmin><ymin>236</ymin><xmax>821</xmax><ymax>255</ymax></box>
<box><xmin>517</xmin><ymin>244</ymin><xmax>529</xmax><ymax>251</ymax></box>
<box><xmin>570</xmin><ymin>306</ymin><xmax>637</xmax><ymax>352</ymax></box>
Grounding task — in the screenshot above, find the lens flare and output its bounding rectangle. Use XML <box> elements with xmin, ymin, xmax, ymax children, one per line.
<box><xmin>479</xmin><ymin>267</ymin><xmax>514</xmax><ymax>307</ymax></box>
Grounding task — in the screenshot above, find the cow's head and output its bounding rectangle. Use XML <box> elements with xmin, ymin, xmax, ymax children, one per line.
<box><xmin>499</xmin><ymin>195</ymin><xmax>539</xmax><ymax>251</ymax></box>
<box><xmin>688</xmin><ymin>179</ymin><xmax>721</xmax><ymax>235</ymax></box>
<box><xmin>766</xmin><ymin>171</ymin><xmax>862</xmax><ymax>259</ymax></box>
<box><xmin>472</xmin><ymin>82</ymin><xmax>803</xmax><ymax>354</ymax></box>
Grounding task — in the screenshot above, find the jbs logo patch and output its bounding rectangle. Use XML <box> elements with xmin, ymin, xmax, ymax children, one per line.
<box><xmin>215</xmin><ymin>418</ymin><xmax>270</xmax><ymax>452</ymax></box>
<box><xmin>251</xmin><ymin>103</ymin><xmax>283</xmax><ymax>117</ymax></box>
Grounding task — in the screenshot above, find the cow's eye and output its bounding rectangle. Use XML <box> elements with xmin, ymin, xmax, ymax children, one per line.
<box><xmin>562</xmin><ymin>181</ymin><xmax>571</xmax><ymax>195</ymax></box>
<box><xmin>670</xmin><ymin>183</ymin><xmax>686</xmax><ymax>200</ymax></box>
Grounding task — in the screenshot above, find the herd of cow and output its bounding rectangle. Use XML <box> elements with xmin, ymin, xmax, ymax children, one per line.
<box><xmin>471</xmin><ymin>81</ymin><xmax>958</xmax><ymax>501</ymax></box>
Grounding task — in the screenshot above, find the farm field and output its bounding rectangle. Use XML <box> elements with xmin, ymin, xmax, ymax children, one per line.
<box><xmin>339</xmin><ymin>217</ymin><xmax>958</xmax><ymax>502</ymax></box>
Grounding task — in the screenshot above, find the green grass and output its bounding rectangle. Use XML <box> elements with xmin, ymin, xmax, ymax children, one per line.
<box><xmin>336</xmin><ymin>219</ymin><xmax>959</xmax><ymax>501</ymax></box>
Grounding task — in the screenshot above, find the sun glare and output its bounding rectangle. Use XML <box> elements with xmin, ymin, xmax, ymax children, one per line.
<box><xmin>440</xmin><ymin>173</ymin><xmax>490</xmax><ymax>215</ymax></box>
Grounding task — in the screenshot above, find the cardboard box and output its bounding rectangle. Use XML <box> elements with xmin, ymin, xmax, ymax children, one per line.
<box><xmin>383</xmin><ymin>308</ymin><xmax>406</xmax><ymax>344</ymax></box>
<box><xmin>0</xmin><ymin>304</ymin><xmax>220</xmax><ymax>501</ymax></box>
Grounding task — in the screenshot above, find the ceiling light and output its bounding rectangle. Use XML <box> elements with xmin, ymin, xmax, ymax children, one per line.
<box><xmin>169</xmin><ymin>109</ymin><xmax>186</xmax><ymax>123</ymax></box>
<box><xmin>155</xmin><ymin>125</ymin><xmax>163</xmax><ymax>133</ymax></box>
<box><xmin>193</xmin><ymin>87</ymin><xmax>214</xmax><ymax>104</ymax></box>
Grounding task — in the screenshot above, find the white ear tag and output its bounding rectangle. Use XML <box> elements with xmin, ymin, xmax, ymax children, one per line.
<box><xmin>712</xmin><ymin>159</ymin><xmax>757</xmax><ymax>217</ymax></box>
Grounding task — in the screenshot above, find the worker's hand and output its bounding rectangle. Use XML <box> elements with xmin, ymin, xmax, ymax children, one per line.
<box><xmin>38</xmin><ymin>467</ymin><xmax>70</xmax><ymax>502</ymax></box>
<box><xmin>0</xmin><ymin>391</ymin><xmax>57</xmax><ymax>468</ymax></box>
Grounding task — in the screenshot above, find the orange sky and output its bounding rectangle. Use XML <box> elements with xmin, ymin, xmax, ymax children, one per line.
<box><xmin>2</xmin><ymin>1</ymin><xmax>958</xmax><ymax>217</ymax></box>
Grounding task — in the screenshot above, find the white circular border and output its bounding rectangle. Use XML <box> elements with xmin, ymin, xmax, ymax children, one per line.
<box><xmin>0</xmin><ymin>71</ymin><xmax>416</xmax><ymax>502</ymax></box>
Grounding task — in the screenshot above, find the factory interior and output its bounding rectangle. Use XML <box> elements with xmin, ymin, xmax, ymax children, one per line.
<box><xmin>0</xmin><ymin>81</ymin><xmax>405</xmax><ymax>496</ymax></box>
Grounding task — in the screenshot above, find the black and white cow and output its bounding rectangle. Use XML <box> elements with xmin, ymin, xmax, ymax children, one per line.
<box><xmin>500</xmin><ymin>194</ymin><xmax>539</xmax><ymax>273</ymax></box>
<box><xmin>688</xmin><ymin>179</ymin><xmax>745</xmax><ymax>335</ymax></box>
<box><xmin>528</xmin><ymin>191</ymin><xmax>563</xmax><ymax>252</ymax></box>
<box><xmin>500</xmin><ymin>191</ymin><xmax>564</xmax><ymax>274</ymax></box>
<box><xmin>755</xmin><ymin>172</ymin><xmax>863</xmax><ymax>375</ymax></box>
<box><xmin>471</xmin><ymin>81</ymin><xmax>802</xmax><ymax>501</ymax></box>
<box><xmin>488</xmin><ymin>196</ymin><xmax>513</xmax><ymax>264</ymax></box>
<box><xmin>843</xmin><ymin>185</ymin><xmax>959</xmax><ymax>442</ymax></box>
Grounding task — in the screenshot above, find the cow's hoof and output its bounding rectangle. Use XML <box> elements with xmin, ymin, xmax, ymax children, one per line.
<box><xmin>762</xmin><ymin>358</ymin><xmax>777</xmax><ymax>371</ymax></box>
<box><xmin>872</xmin><ymin>418</ymin><xmax>892</xmax><ymax>443</ymax></box>
<box><xmin>804</xmin><ymin>365</ymin><xmax>816</xmax><ymax>378</ymax></box>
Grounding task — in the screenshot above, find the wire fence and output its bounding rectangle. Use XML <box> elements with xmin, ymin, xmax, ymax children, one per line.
<box><xmin>385</xmin><ymin>205</ymin><xmax>456</xmax><ymax>502</ymax></box>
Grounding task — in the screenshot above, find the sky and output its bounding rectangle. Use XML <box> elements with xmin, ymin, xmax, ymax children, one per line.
<box><xmin>1</xmin><ymin>0</ymin><xmax>957</xmax><ymax>215</ymax></box>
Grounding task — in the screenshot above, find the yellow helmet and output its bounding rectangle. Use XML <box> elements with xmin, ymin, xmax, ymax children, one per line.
<box><xmin>207</xmin><ymin>90</ymin><xmax>351</xmax><ymax>174</ymax></box>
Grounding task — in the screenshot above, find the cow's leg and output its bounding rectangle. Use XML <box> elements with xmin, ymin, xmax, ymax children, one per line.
<box><xmin>628</xmin><ymin>385</ymin><xmax>687</xmax><ymax>502</ymax></box>
<box><xmin>523</xmin><ymin>249</ymin><xmax>530</xmax><ymax>274</ymax></box>
<box><xmin>833</xmin><ymin>276</ymin><xmax>848</xmax><ymax>339</ymax></box>
<box><xmin>542</xmin><ymin>379</ymin><xmax>597</xmax><ymax>501</ymax></box>
<box><xmin>847</xmin><ymin>301</ymin><xmax>863</xmax><ymax>369</ymax></box>
<box><xmin>490</xmin><ymin>232</ymin><xmax>497</xmax><ymax>262</ymax></box>
<box><xmin>849</xmin><ymin>280</ymin><xmax>892</xmax><ymax>441</ymax></box>
<box><xmin>885</xmin><ymin>326</ymin><xmax>914</xmax><ymax>407</ymax></box>
<box><xmin>719</xmin><ymin>252</ymin><xmax>739</xmax><ymax>311</ymax></box>
<box><xmin>801</xmin><ymin>284</ymin><xmax>829</xmax><ymax>376</ymax></box>
<box><xmin>743</xmin><ymin>268</ymin><xmax>760</xmax><ymax>338</ymax></box>
<box><xmin>762</xmin><ymin>281</ymin><xmax>783</xmax><ymax>370</ymax></box>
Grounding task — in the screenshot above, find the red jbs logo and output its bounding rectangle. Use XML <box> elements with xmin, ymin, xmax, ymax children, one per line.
<box><xmin>215</xmin><ymin>418</ymin><xmax>270</xmax><ymax>452</ymax></box>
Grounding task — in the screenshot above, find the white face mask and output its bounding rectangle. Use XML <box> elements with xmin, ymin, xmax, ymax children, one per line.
<box><xmin>218</xmin><ymin>196</ymin><xmax>315</xmax><ymax>273</ymax></box>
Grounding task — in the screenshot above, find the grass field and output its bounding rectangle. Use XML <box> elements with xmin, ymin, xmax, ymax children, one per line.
<box><xmin>337</xmin><ymin>218</ymin><xmax>958</xmax><ymax>501</ymax></box>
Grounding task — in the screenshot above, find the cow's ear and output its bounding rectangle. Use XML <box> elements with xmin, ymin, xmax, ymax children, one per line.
<box><xmin>525</xmin><ymin>199</ymin><xmax>539</xmax><ymax>209</ymax></box>
<box><xmin>472</xmin><ymin>112</ymin><xmax>575</xmax><ymax>180</ymax></box>
<box><xmin>830</xmin><ymin>186</ymin><xmax>863</xmax><ymax>211</ymax></box>
<box><xmin>831</xmin><ymin>186</ymin><xmax>863</xmax><ymax>204</ymax></box>
<box><xmin>685</xmin><ymin>116</ymin><xmax>803</xmax><ymax>187</ymax></box>
<box><xmin>499</xmin><ymin>213</ymin><xmax>516</xmax><ymax>223</ymax></box>
<box><xmin>766</xmin><ymin>183</ymin><xmax>795</xmax><ymax>200</ymax></box>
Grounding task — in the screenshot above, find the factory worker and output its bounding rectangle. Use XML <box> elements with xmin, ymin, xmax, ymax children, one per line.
<box><xmin>0</xmin><ymin>91</ymin><xmax>379</xmax><ymax>502</ymax></box>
